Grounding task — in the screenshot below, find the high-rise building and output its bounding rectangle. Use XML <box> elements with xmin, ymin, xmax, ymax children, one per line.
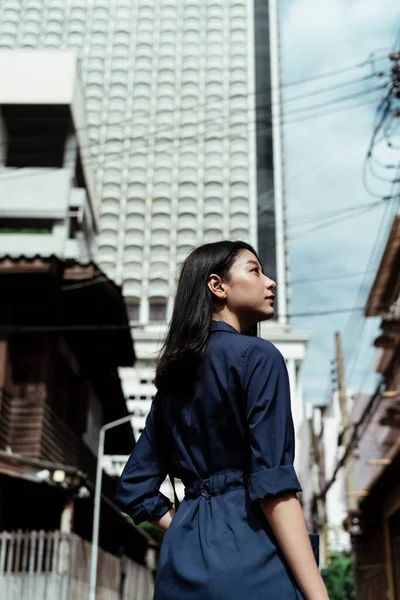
<box><xmin>0</xmin><ymin>1</ymin><xmax>308</xmax><ymax>476</ymax></box>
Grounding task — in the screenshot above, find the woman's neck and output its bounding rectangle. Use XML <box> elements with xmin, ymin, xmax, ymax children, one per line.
<box><xmin>212</xmin><ymin>311</ymin><xmax>250</xmax><ymax>333</ymax></box>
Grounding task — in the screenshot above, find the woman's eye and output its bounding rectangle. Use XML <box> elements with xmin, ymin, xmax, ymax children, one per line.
<box><xmin>252</xmin><ymin>268</ymin><xmax>259</xmax><ymax>274</ymax></box>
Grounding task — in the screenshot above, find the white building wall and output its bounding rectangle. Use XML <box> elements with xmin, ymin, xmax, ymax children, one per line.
<box><xmin>0</xmin><ymin>0</ymin><xmax>260</xmax><ymax>299</ymax></box>
<box><xmin>0</xmin><ymin>50</ymin><xmax>98</xmax><ymax>263</ymax></box>
<box><xmin>0</xmin><ymin>1</ymin><xmax>309</xmax><ymax>493</ymax></box>
<box><xmin>321</xmin><ymin>391</ymin><xmax>351</xmax><ymax>552</ymax></box>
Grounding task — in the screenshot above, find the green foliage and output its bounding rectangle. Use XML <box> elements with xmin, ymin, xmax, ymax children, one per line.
<box><xmin>321</xmin><ymin>552</ymin><xmax>355</xmax><ymax>600</ymax></box>
<box><xmin>0</xmin><ymin>227</ymin><xmax>51</xmax><ymax>234</ymax></box>
<box><xmin>139</xmin><ymin>521</ymin><xmax>165</xmax><ymax>544</ymax></box>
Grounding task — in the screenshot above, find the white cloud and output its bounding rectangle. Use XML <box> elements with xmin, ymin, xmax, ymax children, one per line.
<box><xmin>281</xmin><ymin>0</ymin><xmax>400</xmax><ymax>405</ymax></box>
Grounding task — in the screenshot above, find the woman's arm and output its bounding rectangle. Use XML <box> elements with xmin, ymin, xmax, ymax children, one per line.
<box><xmin>260</xmin><ymin>493</ymin><xmax>329</xmax><ymax>600</ymax></box>
<box><xmin>149</xmin><ymin>507</ymin><xmax>175</xmax><ymax>533</ymax></box>
<box><xmin>115</xmin><ymin>399</ymin><xmax>174</xmax><ymax>526</ymax></box>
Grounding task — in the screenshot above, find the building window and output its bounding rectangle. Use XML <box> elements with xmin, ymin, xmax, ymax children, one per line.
<box><xmin>126</xmin><ymin>301</ymin><xmax>140</xmax><ymax>322</ymax></box>
<box><xmin>149</xmin><ymin>300</ymin><xmax>167</xmax><ymax>322</ymax></box>
<box><xmin>0</xmin><ymin>218</ymin><xmax>53</xmax><ymax>234</ymax></box>
<box><xmin>3</xmin><ymin>105</ymin><xmax>69</xmax><ymax>168</ymax></box>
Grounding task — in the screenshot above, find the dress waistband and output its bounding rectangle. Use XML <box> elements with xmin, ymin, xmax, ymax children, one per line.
<box><xmin>184</xmin><ymin>469</ymin><xmax>246</xmax><ymax>500</ymax></box>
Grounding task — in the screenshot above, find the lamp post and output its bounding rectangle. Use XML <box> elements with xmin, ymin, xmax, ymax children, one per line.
<box><xmin>88</xmin><ymin>413</ymin><xmax>135</xmax><ymax>600</ymax></box>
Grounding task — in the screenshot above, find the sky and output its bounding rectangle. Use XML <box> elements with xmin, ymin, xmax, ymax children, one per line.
<box><xmin>280</xmin><ymin>0</ymin><xmax>400</xmax><ymax>407</ymax></box>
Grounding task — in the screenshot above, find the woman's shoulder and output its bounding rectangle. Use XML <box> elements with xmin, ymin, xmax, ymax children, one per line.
<box><xmin>241</xmin><ymin>335</ymin><xmax>284</xmax><ymax>366</ymax></box>
<box><xmin>209</xmin><ymin>329</ymin><xmax>283</xmax><ymax>365</ymax></box>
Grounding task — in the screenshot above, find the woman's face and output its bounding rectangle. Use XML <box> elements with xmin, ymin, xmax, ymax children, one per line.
<box><xmin>209</xmin><ymin>249</ymin><xmax>277</xmax><ymax>328</ymax></box>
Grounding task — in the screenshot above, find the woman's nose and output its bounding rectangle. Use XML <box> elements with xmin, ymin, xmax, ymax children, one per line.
<box><xmin>265</xmin><ymin>277</ymin><xmax>276</xmax><ymax>290</ymax></box>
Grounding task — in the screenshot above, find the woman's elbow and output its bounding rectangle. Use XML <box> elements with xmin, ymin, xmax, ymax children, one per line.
<box><xmin>258</xmin><ymin>491</ymin><xmax>299</xmax><ymax>519</ymax></box>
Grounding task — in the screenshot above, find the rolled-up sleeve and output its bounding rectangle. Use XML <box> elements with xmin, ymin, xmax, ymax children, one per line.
<box><xmin>242</xmin><ymin>341</ymin><xmax>302</xmax><ymax>503</ymax></box>
<box><xmin>114</xmin><ymin>397</ymin><xmax>173</xmax><ymax>525</ymax></box>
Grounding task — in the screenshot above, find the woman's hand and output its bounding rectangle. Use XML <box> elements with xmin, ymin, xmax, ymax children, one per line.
<box><xmin>149</xmin><ymin>508</ymin><xmax>176</xmax><ymax>533</ymax></box>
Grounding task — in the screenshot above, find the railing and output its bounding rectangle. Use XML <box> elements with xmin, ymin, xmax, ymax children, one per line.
<box><xmin>1</xmin><ymin>392</ymin><xmax>50</xmax><ymax>457</ymax></box>
<box><xmin>0</xmin><ymin>388</ymin><xmax>12</xmax><ymax>450</ymax></box>
<box><xmin>0</xmin><ymin>530</ymin><xmax>154</xmax><ymax>600</ymax></box>
<box><xmin>0</xmin><ymin>392</ymin><xmax>81</xmax><ymax>468</ymax></box>
<box><xmin>0</xmin><ymin>529</ymin><xmax>71</xmax><ymax>573</ymax></box>
<box><xmin>41</xmin><ymin>403</ymin><xmax>79</xmax><ymax>466</ymax></box>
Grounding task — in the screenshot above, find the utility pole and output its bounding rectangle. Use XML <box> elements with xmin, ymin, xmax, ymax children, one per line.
<box><xmin>309</xmin><ymin>408</ymin><xmax>330</xmax><ymax>566</ymax></box>
<box><xmin>335</xmin><ymin>331</ymin><xmax>356</xmax><ymax>512</ymax></box>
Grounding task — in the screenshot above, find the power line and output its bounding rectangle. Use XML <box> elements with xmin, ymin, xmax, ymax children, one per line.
<box><xmin>284</xmin><ymin>72</ymin><xmax>382</xmax><ymax>104</ymax></box>
<box><xmin>301</xmin><ymin>71</ymin><xmax>399</xmax><ymax>408</ymax></box>
<box><xmin>343</xmin><ymin>177</ymin><xmax>400</xmax><ymax>382</ymax></box>
<box><xmin>0</xmin><ymin>48</ymin><xmax>389</xmax><ymax>150</ymax></box>
<box><xmin>0</xmin><ymin>48</ymin><xmax>390</xmax><ymax>156</ymax></box>
<box><xmin>289</xmin><ymin>199</ymin><xmax>383</xmax><ymax>228</ymax></box>
<box><xmin>0</xmin><ymin>125</ymin><xmax>374</xmax><ymax>243</ymax></box>
<box><xmin>285</xmin><ymin>93</ymin><xmax>386</xmax><ymax>126</ymax></box>
<box><xmin>291</xmin><ymin>260</ymin><xmax>400</xmax><ymax>289</ymax></box>
<box><xmin>0</xmin><ymin>303</ymin><xmax>391</xmax><ymax>334</ymax></box>
<box><xmin>291</xmin><ymin>268</ymin><xmax>377</xmax><ymax>285</ymax></box>
<box><xmin>288</xmin><ymin>202</ymin><xmax>383</xmax><ymax>237</ymax></box>
<box><xmin>0</xmin><ymin>69</ymin><xmax>387</xmax><ymax>152</ymax></box>
<box><xmin>0</xmin><ymin>93</ymin><xmax>386</xmax><ymax>184</ymax></box>
<box><xmin>0</xmin><ymin>78</ymin><xmax>388</xmax><ymax>161</ymax></box>
<box><xmin>286</xmin><ymin>203</ymin><xmax>387</xmax><ymax>249</ymax></box>
<box><xmin>279</xmin><ymin>52</ymin><xmax>389</xmax><ymax>87</ymax></box>
<box><xmin>318</xmin><ymin>379</ymin><xmax>385</xmax><ymax>501</ymax></box>
<box><xmin>343</xmin><ymin>136</ymin><xmax>400</xmax><ymax>384</ymax></box>
<box><xmin>366</xmin><ymin>158</ymin><xmax>398</xmax><ymax>184</ymax></box>
<box><xmin>322</xmin><ymin>39</ymin><xmax>400</xmax><ymax>494</ymax></box>
<box><xmin>284</xmin><ymin>83</ymin><xmax>388</xmax><ymax>116</ymax></box>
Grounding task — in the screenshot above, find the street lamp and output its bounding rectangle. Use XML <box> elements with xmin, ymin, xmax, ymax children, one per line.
<box><xmin>88</xmin><ymin>413</ymin><xmax>135</xmax><ymax>600</ymax></box>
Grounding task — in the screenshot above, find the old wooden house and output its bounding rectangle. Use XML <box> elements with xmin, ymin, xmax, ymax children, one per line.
<box><xmin>0</xmin><ymin>256</ymin><xmax>155</xmax><ymax>599</ymax></box>
<box><xmin>350</xmin><ymin>215</ymin><xmax>400</xmax><ymax>600</ymax></box>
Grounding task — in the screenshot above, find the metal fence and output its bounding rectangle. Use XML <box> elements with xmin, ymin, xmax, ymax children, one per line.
<box><xmin>0</xmin><ymin>530</ymin><xmax>154</xmax><ymax>600</ymax></box>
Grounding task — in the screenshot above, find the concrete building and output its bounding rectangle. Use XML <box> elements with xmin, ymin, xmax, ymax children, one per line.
<box><xmin>0</xmin><ymin>2</ymin><xmax>309</xmax><ymax>492</ymax></box>
<box><xmin>296</xmin><ymin>395</ymin><xmax>351</xmax><ymax>569</ymax></box>
<box><xmin>0</xmin><ymin>50</ymin><xmax>97</xmax><ymax>263</ymax></box>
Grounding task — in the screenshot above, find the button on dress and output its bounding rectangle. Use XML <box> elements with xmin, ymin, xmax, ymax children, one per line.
<box><xmin>115</xmin><ymin>320</ymin><xmax>319</xmax><ymax>599</ymax></box>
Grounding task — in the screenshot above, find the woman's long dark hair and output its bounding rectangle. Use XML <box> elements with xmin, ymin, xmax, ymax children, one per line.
<box><xmin>155</xmin><ymin>240</ymin><xmax>262</xmax><ymax>391</ymax></box>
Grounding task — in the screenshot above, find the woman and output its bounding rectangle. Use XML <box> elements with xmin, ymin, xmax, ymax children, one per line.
<box><xmin>115</xmin><ymin>241</ymin><xmax>329</xmax><ymax>600</ymax></box>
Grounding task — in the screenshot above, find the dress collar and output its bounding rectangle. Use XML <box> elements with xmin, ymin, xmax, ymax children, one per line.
<box><xmin>210</xmin><ymin>320</ymin><xmax>240</xmax><ymax>334</ymax></box>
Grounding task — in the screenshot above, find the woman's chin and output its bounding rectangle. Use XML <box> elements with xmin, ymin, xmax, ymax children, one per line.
<box><xmin>259</xmin><ymin>308</ymin><xmax>275</xmax><ymax>322</ymax></box>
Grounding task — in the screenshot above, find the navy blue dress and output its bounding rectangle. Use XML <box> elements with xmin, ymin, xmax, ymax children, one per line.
<box><xmin>115</xmin><ymin>320</ymin><xmax>319</xmax><ymax>599</ymax></box>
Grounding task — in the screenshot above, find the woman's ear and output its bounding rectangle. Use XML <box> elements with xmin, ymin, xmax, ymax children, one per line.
<box><xmin>208</xmin><ymin>274</ymin><xmax>227</xmax><ymax>299</ymax></box>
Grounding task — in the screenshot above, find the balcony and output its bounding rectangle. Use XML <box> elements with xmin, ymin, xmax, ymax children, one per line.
<box><xmin>0</xmin><ymin>50</ymin><xmax>97</xmax><ymax>226</ymax></box>
<box><xmin>0</xmin><ymin>169</ymin><xmax>95</xmax><ymax>262</ymax></box>
<box><xmin>0</xmin><ymin>390</ymin><xmax>96</xmax><ymax>477</ymax></box>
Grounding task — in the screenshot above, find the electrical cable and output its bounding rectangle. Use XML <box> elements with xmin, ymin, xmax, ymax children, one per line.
<box><xmin>284</xmin><ymin>72</ymin><xmax>383</xmax><ymax>104</ymax></box>
<box><xmin>343</xmin><ymin>172</ymin><xmax>400</xmax><ymax>382</ymax></box>
<box><xmin>0</xmin><ymin>93</ymin><xmax>387</xmax><ymax>184</ymax></box>
<box><xmin>288</xmin><ymin>202</ymin><xmax>384</xmax><ymax>237</ymax></box>
<box><xmin>0</xmin><ymin>47</ymin><xmax>390</xmax><ymax>149</ymax></box>
<box><xmin>0</xmin><ymin>302</ymin><xmax>392</xmax><ymax>335</ymax></box>
<box><xmin>289</xmin><ymin>200</ymin><xmax>383</xmax><ymax>228</ymax></box>
<box><xmin>291</xmin><ymin>268</ymin><xmax>378</xmax><ymax>285</ymax></box>
<box><xmin>0</xmin><ymin>78</ymin><xmax>388</xmax><ymax>162</ymax></box>
<box><xmin>0</xmin><ymin>67</ymin><xmax>390</xmax><ymax>156</ymax></box>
